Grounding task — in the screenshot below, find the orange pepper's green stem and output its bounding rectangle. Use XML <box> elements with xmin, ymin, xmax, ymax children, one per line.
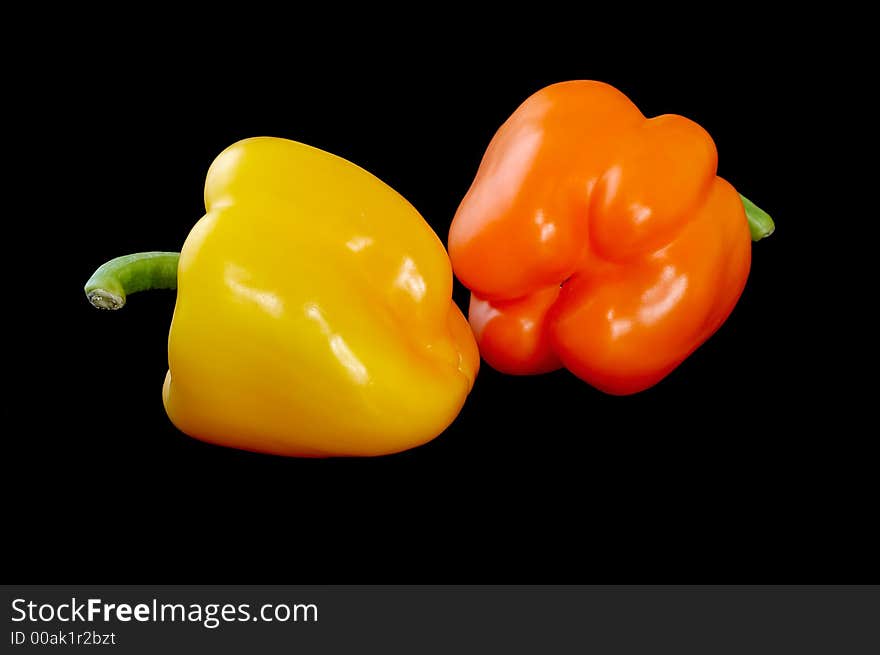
<box><xmin>84</xmin><ymin>251</ymin><xmax>180</xmax><ymax>310</ymax></box>
<box><xmin>741</xmin><ymin>194</ymin><xmax>775</xmax><ymax>241</ymax></box>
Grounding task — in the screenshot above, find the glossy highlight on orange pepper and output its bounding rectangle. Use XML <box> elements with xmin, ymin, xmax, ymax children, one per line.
<box><xmin>449</xmin><ymin>81</ymin><xmax>762</xmax><ymax>394</ymax></box>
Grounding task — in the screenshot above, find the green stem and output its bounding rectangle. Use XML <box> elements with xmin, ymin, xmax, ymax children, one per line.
<box><xmin>84</xmin><ymin>252</ymin><xmax>180</xmax><ymax>310</ymax></box>
<box><xmin>740</xmin><ymin>194</ymin><xmax>775</xmax><ymax>241</ymax></box>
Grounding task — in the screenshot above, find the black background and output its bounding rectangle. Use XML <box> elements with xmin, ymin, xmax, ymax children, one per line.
<box><xmin>7</xmin><ymin>26</ymin><xmax>868</xmax><ymax>582</ymax></box>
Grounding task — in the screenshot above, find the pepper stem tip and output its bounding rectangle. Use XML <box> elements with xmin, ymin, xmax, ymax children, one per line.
<box><xmin>740</xmin><ymin>194</ymin><xmax>775</xmax><ymax>242</ymax></box>
<box><xmin>84</xmin><ymin>251</ymin><xmax>180</xmax><ymax>310</ymax></box>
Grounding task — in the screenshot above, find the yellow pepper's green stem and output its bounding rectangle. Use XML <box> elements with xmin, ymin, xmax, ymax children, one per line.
<box><xmin>84</xmin><ymin>252</ymin><xmax>180</xmax><ymax>310</ymax></box>
<box><xmin>740</xmin><ymin>194</ymin><xmax>775</xmax><ymax>241</ymax></box>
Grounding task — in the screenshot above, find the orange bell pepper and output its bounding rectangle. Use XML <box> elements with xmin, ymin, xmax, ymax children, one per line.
<box><xmin>448</xmin><ymin>81</ymin><xmax>774</xmax><ymax>395</ymax></box>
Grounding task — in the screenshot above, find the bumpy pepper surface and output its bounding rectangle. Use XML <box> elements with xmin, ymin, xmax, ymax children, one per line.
<box><xmin>449</xmin><ymin>81</ymin><xmax>766</xmax><ymax>395</ymax></box>
<box><xmin>86</xmin><ymin>137</ymin><xmax>479</xmax><ymax>456</ymax></box>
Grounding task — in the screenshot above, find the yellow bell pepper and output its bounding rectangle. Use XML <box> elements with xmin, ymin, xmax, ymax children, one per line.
<box><xmin>84</xmin><ymin>137</ymin><xmax>479</xmax><ymax>457</ymax></box>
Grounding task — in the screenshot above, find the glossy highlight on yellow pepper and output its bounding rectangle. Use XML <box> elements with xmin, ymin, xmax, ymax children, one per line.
<box><xmin>86</xmin><ymin>137</ymin><xmax>479</xmax><ymax>457</ymax></box>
